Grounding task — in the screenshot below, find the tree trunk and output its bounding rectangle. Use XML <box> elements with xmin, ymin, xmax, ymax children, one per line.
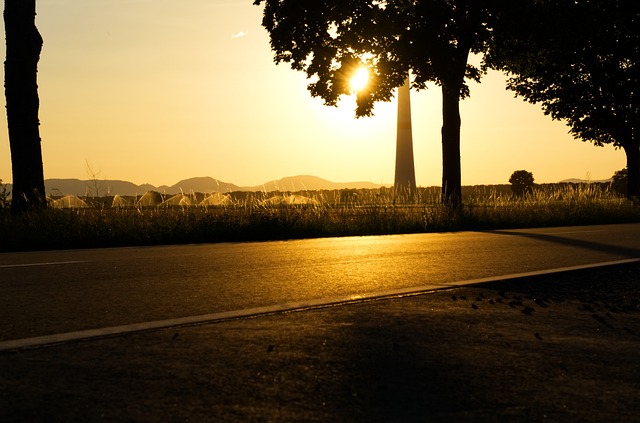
<box><xmin>4</xmin><ymin>0</ymin><xmax>46</xmax><ymax>212</ymax></box>
<box><xmin>623</xmin><ymin>142</ymin><xmax>640</xmax><ymax>200</ymax></box>
<box><xmin>440</xmin><ymin>81</ymin><xmax>462</xmax><ymax>209</ymax></box>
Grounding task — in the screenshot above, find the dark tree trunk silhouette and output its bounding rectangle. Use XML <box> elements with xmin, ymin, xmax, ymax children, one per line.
<box><xmin>4</xmin><ymin>0</ymin><xmax>46</xmax><ymax>212</ymax></box>
<box><xmin>440</xmin><ymin>81</ymin><xmax>463</xmax><ymax>209</ymax></box>
<box><xmin>623</xmin><ymin>142</ymin><xmax>640</xmax><ymax>200</ymax></box>
<box><xmin>439</xmin><ymin>44</ymin><xmax>469</xmax><ymax>210</ymax></box>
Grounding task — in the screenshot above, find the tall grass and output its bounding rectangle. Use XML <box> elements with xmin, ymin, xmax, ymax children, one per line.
<box><xmin>1</xmin><ymin>184</ymin><xmax>638</xmax><ymax>252</ymax></box>
<box><xmin>460</xmin><ymin>183</ymin><xmax>637</xmax><ymax>229</ymax></box>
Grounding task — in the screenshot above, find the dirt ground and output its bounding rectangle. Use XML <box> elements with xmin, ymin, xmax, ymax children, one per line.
<box><xmin>1</xmin><ymin>263</ymin><xmax>640</xmax><ymax>422</ymax></box>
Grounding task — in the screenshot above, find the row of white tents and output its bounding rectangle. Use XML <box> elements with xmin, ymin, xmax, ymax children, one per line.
<box><xmin>50</xmin><ymin>192</ymin><xmax>319</xmax><ymax>209</ymax></box>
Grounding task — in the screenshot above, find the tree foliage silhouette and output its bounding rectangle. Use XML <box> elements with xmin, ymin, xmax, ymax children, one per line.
<box><xmin>490</xmin><ymin>0</ymin><xmax>640</xmax><ymax>199</ymax></box>
<box><xmin>508</xmin><ymin>170</ymin><xmax>534</xmax><ymax>197</ymax></box>
<box><xmin>253</xmin><ymin>0</ymin><xmax>503</xmax><ymax>208</ymax></box>
<box><xmin>3</xmin><ymin>0</ymin><xmax>46</xmax><ymax>211</ymax></box>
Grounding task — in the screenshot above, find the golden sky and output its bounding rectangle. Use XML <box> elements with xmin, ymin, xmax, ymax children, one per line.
<box><xmin>0</xmin><ymin>0</ymin><xmax>625</xmax><ymax>187</ymax></box>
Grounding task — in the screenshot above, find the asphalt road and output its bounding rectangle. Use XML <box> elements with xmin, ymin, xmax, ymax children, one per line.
<box><xmin>2</xmin><ymin>223</ymin><xmax>640</xmax><ymax>344</ymax></box>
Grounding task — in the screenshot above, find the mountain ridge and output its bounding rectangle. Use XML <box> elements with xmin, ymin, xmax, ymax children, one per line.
<box><xmin>3</xmin><ymin>175</ymin><xmax>612</xmax><ymax>197</ymax></box>
<box><xmin>558</xmin><ymin>178</ymin><xmax>612</xmax><ymax>184</ymax></box>
<box><xmin>33</xmin><ymin>175</ymin><xmax>386</xmax><ymax>197</ymax></box>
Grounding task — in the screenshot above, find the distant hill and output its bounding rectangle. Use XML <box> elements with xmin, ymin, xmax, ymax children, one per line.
<box><xmin>41</xmin><ymin>177</ymin><xmax>243</xmax><ymax>196</ymax></box>
<box><xmin>252</xmin><ymin>175</ymin><xmax>383</xmax><ymax>192</ymax></box>
<box><xmin>559</xmin><ymin>178</ymin><xmax>612</xmax><ymax>184</ymax></box>
<box><xmin>21</xmin><ymin>175</ymin><xmax>385</xmax><ymax>196</ymax></box>
<box><xmin>6</xmin><ymin>176</ymin><xmax>613</xmax><ymax>197</ymax></box>
<box><xmin>44</xmin><ymin>179</ymin><xmax>156</xmax><ymax>197</ymax></box>
<box><xmin>168</xmin><ymin>177</ymin><xmax>243</xmax><ymax>194</ymax></box>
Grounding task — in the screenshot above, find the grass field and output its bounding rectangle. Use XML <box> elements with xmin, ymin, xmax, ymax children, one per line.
<box><xmin>1</xmin><ymin>184</ymin><xmax>638</xmax><ymax>252</ymax></box>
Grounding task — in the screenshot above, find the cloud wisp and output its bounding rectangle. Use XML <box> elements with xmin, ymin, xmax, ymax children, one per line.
<box><xmin>232</xmin><ymin>31</ymin><xmax>248</xmax><ymax>39</ymax></box>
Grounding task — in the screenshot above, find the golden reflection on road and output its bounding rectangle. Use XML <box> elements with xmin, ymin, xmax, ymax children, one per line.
<box><xmin>2</xmin><ymin>224</ymin><xmax>639</xmax><ymax>341</ymax></box>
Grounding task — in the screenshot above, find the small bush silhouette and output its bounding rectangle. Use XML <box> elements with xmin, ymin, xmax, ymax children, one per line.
<box><xmin>610</xmin><ymin>168</ymin><xmax>627</xmax><ymax>196</ymax></box>
<box><xmin>509</xmin><ymin>170</ymin><xmax>535</xmax><ymax>197</ymax></box>
<box><xmin>0</xmin><ymin>179</ymin><xmax>9</xmax><ymax>209</ymax></box>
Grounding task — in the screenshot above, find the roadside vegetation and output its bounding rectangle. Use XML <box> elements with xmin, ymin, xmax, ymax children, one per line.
<box><xmin>1</xmin><ymin>182</ymin><xmax>638</xmax><ymax>252</ymax></box>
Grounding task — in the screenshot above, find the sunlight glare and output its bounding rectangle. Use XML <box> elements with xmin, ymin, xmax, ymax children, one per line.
<box><xmin>350</xmin><ymin>67</ymin><xmax>370</xmax><ymax>92</ymax></box>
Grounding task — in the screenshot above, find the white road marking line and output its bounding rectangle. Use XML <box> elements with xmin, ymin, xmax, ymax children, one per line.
<box><xmin>1</xmin><ymin>257</ymin><xmax>639</xmax><ymax>352</ymax></box>
<box><xmin>0</xmin><ymin>261</ymin><xmax>88</xmax><ymax>269</ymax></box>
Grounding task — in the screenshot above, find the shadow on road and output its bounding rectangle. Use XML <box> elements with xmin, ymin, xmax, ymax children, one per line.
<box><xmin>487</xmin><ymin>229</ymin><xmax>640</xmax><ymax>259</ymax></box>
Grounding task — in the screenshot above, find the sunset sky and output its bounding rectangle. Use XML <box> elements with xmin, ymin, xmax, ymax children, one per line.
<box><xmin>0</xmin><ymin>0</ymin><xmax>625</xmax><ymax>188</ymax></box>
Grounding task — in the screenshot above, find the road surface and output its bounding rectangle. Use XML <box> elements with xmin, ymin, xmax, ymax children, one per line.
<box><xmin>1</xmin><ymin>223</ymin><xmax>639</xmax><ymax>347</ymax></box>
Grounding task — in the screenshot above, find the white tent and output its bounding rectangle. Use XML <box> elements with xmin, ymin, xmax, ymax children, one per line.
<box><xmin>160</xmin><ymin>194</ymin><xmax>193</xmax><ymax>207</ymax></box>
<box><xmin>51</xmin><ymin>195</ymin><xmax>89</xmax><ymax>209</ymax></box>
<box><xmin>135</xmin><ymin>191</ymin><xmax>163</xmax><ymax>207</ymax></box>
<box><xmin>262</xmin><ymin>194</ymin><xmax>319</xmax><ymax>206</ymax></box>
<box><xmin>199</xmin><ymin>192</ymin><xmax>232</xmax><ymax>206</ymax></box>
<box><xmin>111</xmin><ymin>194</ymin><xmax>131</xmax><ymax>208</ymax></box>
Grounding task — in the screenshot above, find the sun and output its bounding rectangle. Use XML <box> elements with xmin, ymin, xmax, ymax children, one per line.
<box><xmin>350</xmin><ymin>67</ymin><xmax>370</xmax><ymax>92</ymax></box>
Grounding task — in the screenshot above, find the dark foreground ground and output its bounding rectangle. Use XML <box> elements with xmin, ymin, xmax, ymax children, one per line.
<box><xmin>2</xmin><ymin>263</ymin><xmax>640</xmax><ymax>422</ymax></box>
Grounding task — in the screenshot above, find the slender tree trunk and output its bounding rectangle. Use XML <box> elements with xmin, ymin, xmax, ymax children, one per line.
<box><xmin>623</xmin><ymin>142</ymin><xmax>640</xmax><ymax>200</ymax></box>
<box><xmin>440</xmin><ymin>81</ymin><xmax>462</xmax><ymax>209</ymax></box>
<box><xmin>4</xmin><ymin>0</ymin><xmax>46</xmax><ymax>212</ymax></box>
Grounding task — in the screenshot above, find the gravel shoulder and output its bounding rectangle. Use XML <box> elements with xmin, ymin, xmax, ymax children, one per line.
<box><xmin>2</xmin><ymin>262</ymin><xmax>640</xmax><ymax>422</ymax></box>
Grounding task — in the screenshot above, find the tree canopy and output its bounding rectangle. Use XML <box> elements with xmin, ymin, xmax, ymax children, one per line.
<box><xmin>254</xmin><ymin>0</ymin><xmax>503</xmax><ymax>208</ymax></box>
<box><xmin>508</xmin><ymin>170</ymin><xmax>534</xmax><ymax>197</ymax></box>
<box><xmin>489</xmin><ymin>0</ymin><xmax>640</xmax><ymax>198</ymax></box>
